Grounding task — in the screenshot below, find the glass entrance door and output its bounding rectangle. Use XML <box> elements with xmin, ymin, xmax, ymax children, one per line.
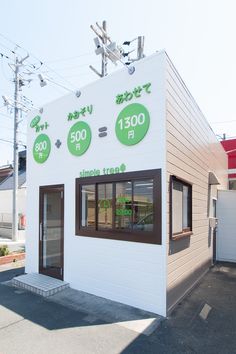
<box><xmin>39</xmin><ymin>185</ymin><xmax>64</xmax><ymax>280</ymax></box>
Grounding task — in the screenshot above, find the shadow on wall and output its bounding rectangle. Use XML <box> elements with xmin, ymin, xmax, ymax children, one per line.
<box><xmin>167</xmin><ymin>258</ymin><xmax>211</xmax><ymax>314</ymax></box>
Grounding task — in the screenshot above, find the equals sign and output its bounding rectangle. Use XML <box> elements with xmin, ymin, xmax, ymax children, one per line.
<box><xmin>98</xmin><ymin>127</ymin><xmax>108</xmax><ymax>137</ymax></box>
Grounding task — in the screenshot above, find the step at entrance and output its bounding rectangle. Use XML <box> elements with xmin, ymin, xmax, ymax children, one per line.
<box><xmin>12</xmin><ymin>273</ymin><xmax>69</xmax><ymax>297</ymax></box>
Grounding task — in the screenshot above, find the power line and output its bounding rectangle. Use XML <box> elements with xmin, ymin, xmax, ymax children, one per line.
<box><xmin>41</xmin><ymin>60</ymin><xmax>100</xmax><ymax>73</ymax></box>
<box><xmin>0</xmin><ymin>111</ymin><xmax>12</xmax><ymax>120</ymax></box>
<box><xmin>1</xmin><ymin>58</ymin><xmax>12</xmax><ymax>81</ymax></box>
<box><xmin>210</xmin><ymin>120</ymin><xmax>236</xmax><ymax>125</ymax></box>
<box><xmin>0</xmin><ymin>124</ymin><xmax>26</xmax><ymax>135</ymax></box>
<box><xmin>0</xmin><ymin>138</ymin><xmax>14</xmax><ymax>144</ymax></box>
<box><xmin>64</xmin><ymin>72</ymin><xmax>95</xmax><ymax>79</ymax></box>
<box><xmin>0</xmin><ymin>137</ymin><xmax>26</xmax><ymax>146</ymax></box>
<box><xmin>0</xmin><ymin>41</ymin><xmax>16</xmax><ymax>57</ymax></box>
<box><xmin>0</xmin><ymin>32</ymin><xmax>77</xmax><ymax>90</ymax></box>
<box><xmin>44</xmin><ymin>52</ymin><xmax>94</xmax><ymax>64</ymax></box>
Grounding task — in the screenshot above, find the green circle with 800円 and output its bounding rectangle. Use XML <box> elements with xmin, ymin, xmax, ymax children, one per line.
<box><xmin>67</xmin><ymin>121</ymin><xmax>92</xmax><ymax>156</ymax></box>
<box><xmin>115</xmin><ymin>103</ymin><xmax>150</xmax><ymax>146</ymax></box>
<box><xmin>33</xmin><ymin>134</ymin><xmax>51</xmax><ymax>163</ymax></box>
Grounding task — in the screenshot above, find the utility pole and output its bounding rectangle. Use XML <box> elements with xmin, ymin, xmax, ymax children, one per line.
<box><xmin>90</xmin><ymin>22</ymin><xmax>143</xmax><ymax>77</ymax></box>
<box><xmin>90</xmin><ymin>21</ymin><xmax>113</xmax><ymax>78</ymax></box>
<box><xmin>12</xmin><ymin>54</ymin><xmax>28</xmax><ymax>241</ymax></box>
<box><xmin>137</xmin><ymin>36</ymin><xmax>145</xmax><ymax>60</ymax></box>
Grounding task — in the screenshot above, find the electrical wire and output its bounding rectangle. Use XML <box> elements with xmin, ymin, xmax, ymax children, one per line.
<box><xmin>41</xmin><ymin>60</ymin><xmax>100</xmax><ymax>73</ymax></box>
<box><xmin>44</xmin><ymin>52</ymin><xmax>94</xmax><ymax>64</ymax></box>
<box><xmin>0</xmin><ymin>41</ymin><xmax>16</xmax><ymax>57</ymax></box>
<box><xmin>0</xmin><ymin>138</ymin><xmax>14</xmax><ymax>144</ymax></box>
<box><xmin>1</xmin><ymin>59</ymin><xmax>12</xmax><ymax>81</ymax></box>
<box><xmin>0</xmin><ymin>111</ymin><xmax>12</xmax><ymax>120</ymax></box>
<box><xmin>0</xmin><ymin>124</ymin><xmax>26</xmax><ymax>135</ymax></box>
<box><xmin>0</xmin><ymin>138</ymin><xmax>26</xmax><ymax>146</ymax></box>
<box><xmin>0</xmin><ymin>33</ymin><xmax>77</xmax><ymax>90</ymax></box>
<box><xmin>64</xmin><ymin>71</ymin><xmax>95</xmax><ymax>79</ymax></box>
<box><xmin>210</xmin><ymin>120</ymin><xmax>236</xmax><ymax>125</ymax></box>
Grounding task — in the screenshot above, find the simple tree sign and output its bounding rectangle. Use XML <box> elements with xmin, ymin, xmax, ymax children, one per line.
<box><xmin>33</xmin><ymin>134</ymin><xmax>51</xmax><ymax>163</ymax></box>
<box><xmin>67</xmin><ymin>121</ymin><xmax>92</xmax><ymax>156</ymax></box>
<box><xmin>115</xmin><ymin>103</ymin><xmax>150</xmax><ymax>146</ymax></box>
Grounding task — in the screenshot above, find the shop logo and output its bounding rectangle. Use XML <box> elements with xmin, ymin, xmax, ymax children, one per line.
<box><xmin>30</xmin><ymin>115</ymin><xmax>41</xmax><ymax>128</ymax></box>
<box><xmin>99</xmin><ymin>199</ymin><xmax>111</xmax><ymax>210</ymax></box>
<box><xmin>115</xmin><ymin>103</ymin><xmax>150</xmax><ymax>146</ymax></box>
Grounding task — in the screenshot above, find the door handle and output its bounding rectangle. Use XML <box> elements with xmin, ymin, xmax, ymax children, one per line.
<box><xmin>39</xmin><ymin>222</ymin><xmax>43</xmax><ymax>241</ymax></box>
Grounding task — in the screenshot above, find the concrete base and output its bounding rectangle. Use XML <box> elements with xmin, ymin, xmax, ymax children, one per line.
<box><xmin>12</xmin><ymin>273</ymin><xmax>69</xmax><ymax>297</ymax></box>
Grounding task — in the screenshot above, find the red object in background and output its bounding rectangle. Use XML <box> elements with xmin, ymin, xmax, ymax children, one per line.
<box><xmin>19</xmin><ymin>214</ymin><xmax>26</xmax><ymax>230</ymax></box>
<box><xmin>221</xmin><ymin>139</ymin><xmax>236</xmax><ymax>179</ymax></box>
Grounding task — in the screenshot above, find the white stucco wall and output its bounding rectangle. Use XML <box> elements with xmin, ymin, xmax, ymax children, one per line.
<box><xmin>26</xmin><ymin>52</ymin><xmax>167</xmax><ymax>315</ymax></box>
<box><xmin>0</xmin><ymin>188</ymin><xmax>26</xmax><ymax>215</ymax></box>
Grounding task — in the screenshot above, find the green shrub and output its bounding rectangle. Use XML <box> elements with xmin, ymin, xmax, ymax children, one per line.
<box><xmin>0</xmin><ymin>245</ymin><xmax>9</xmax><ymax>257</ymax></box>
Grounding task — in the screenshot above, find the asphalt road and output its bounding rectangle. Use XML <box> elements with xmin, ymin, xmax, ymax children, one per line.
<box><xmin>0</xmin><ymin>262</ymin><xmax>236</xmax><ymax>354</ymax></box>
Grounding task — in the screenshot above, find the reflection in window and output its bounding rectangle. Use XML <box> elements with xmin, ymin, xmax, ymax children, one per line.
<box><xmin>81</xmin><ymin>185</ymin><xmax>95</xmax><ymax>229</ymax></box>
<box><xmin>98</xmin><ymin>183</ymin><xmax>113</xmax><ymax>229</ymax></box>
<box><xmin>133</xmin><ymin>180</ymin><xmax>154</xmax><ymax>231</ymax></box>
<box><xmin>115</xmin><ymin>181</ymin><xmax>132</xmax><ymax>230</ymax></box>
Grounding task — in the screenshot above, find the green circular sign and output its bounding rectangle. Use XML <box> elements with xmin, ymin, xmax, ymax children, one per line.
<box><xmin>33</xmin><ymin>134</ymin><xmax>51</xmax><ymax>163</ymax></box>
<box><xmin>30</xmin><ymin>115</ymin><xmax>41</xmax><ymax>128</ymax></box>
<box><xmin>115</xmin><ymin>103</ymin><xmax>150</xmax><ymax>146</ymax></box>
<box><xmin>67</xmin><ymin>121</ymin><xmax>92</xmax><ymax>156</ymax></box>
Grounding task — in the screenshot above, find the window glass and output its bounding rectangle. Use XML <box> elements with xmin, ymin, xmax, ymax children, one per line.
<box><xmin>183</xmin><ymin>185</ymin><xmax>189</xmax><ymax>229</ymax></box>
<box><xmin>98</xmin><ymin>183</ymin><xmax>113</xmax><ymax>230</ymax></box>
<box><xmin>133</xmin><ymin>179</ymin><xmax>154</xmax><ymax>231</ymax></box>
<box><xmin>172</xmin><ymin>181</ymin><xmax>183</xmax><ymax>234</ymax></box>
<box><xmin>172</xmin><ymin>178</ymin><xmax>192</xmax><ymax>237</ymax></box>
<box><xmin>81</xmin><ymin>185</ymin><xmax>95</xmax><ymax>229</ymax></box>
<box><xmin>229</xmin><ymin>180</ymin><xmax>236</xmax><ymax>190</ymax></box>
<box><xmin>115</xmin><ymin>181</ymin><xmax>132</xmax><ymax>230</ymax></box>
<box><xmin>212</xmin><ymin>199</ymin><xmax>217</xmax><ymax>218</ymax></box>
<box><xmin>76</xmin><ymin>169</ymin><xmax>161</xmax><ymax>244</ymax></box>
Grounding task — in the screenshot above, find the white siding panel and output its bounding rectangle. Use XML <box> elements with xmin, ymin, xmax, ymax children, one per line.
<box><xmin>166</xmin><ymin>54</ymin><xmax>228</xmax><ymax>312</ymax></box>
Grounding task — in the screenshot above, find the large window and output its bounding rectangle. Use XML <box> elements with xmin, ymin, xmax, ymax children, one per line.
<box><xmin>76</xmin><ymin>169</ymin><xmax>161</xmax><ymax>244</ymax></box>
<box><xmin>170</xmin><ymin>176</ymin><xmax>192</xmax><ymax>240</ymax></box>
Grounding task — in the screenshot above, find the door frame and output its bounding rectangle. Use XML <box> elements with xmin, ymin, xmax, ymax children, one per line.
<box><xmin>39</xmin><ymin>184</ymin><xmax>64</xmax><ymax>280</ymax></box>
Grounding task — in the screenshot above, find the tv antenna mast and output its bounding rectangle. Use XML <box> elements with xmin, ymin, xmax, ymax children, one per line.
<box><xmin>89</xmin><ymin>21</ymin><xmax>142</xmax><ymax>77</ymax></box>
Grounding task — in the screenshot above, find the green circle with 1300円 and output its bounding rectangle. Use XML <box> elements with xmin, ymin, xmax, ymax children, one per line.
<box><xmin>33</xmin><ymin>134</ymin><xmax>51</xmax><ymax>163</ymax></box>
<box><xmin>115</xmin><ymin>103</ymin><xmax>150</xmax><ymax>146</ymax></box>
<box><xmin>67</xmin><ymin>121</ymin><xmax>92</xmax><ymax>156</ymax></box>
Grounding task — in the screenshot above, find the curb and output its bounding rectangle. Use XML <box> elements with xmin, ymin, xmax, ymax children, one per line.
<box><xmin>0</xmin><ymin>253</ymin><xmax>25</xmax><ymax>266</ymax></box>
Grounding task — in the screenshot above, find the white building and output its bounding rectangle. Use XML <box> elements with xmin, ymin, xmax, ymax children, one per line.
<box><xmin>26</xmin><ymin>52</ymin><xmax>227</xmax><ymax>317</ymax></box>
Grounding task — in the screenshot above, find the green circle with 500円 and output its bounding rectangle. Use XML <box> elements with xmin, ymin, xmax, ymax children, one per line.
<box><xmin>67</xmin><ymin>121</ymin><xmax>92</xmax><ymax>156</ymax></box>
<box><xmin>115</xmin><ymin>103</ymin><xmax>150</xmax><ymax>146</ymax></box>
<box><xmin>33</xmin><ymin>134</ymin><xmax>51</xmax><ymax>163</ymax></box>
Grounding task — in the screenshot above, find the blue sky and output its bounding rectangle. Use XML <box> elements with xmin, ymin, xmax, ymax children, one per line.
<box><xmin>0</xmin><ymin>0</ymin><xmax>236</xmax><ymax>164</ymax></box>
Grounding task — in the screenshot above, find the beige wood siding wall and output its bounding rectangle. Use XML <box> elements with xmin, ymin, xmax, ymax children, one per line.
<box><xmin>165</xmin><ymin>54</ymin><xmax>228</xmax><ymax>312</ymax></box>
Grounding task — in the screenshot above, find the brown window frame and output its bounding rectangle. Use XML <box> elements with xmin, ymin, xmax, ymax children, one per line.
<box><xmin>76</xmin><ymin>169</ymin><xmax>162</xmax><ymax>245</ymax></box>
<box><xmin>170</xmin><ymin>176</ymin><xmax>192</xmax><ymax>240</ymax></box>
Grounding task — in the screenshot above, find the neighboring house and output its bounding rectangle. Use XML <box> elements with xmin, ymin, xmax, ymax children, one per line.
<box><xmin>221</xmin><ymin>138</ymin><xmax>236</xmax><ymax>190</ymax></box>
<box><xmin>0</xmin><ymin>164</ymin><xmax>13</xmax><ymax>184</ymax></box>
<box><xmin>26</xmin><ymin>51</ymin><xmax>227</xmax><ymax>317</ymax></box>
<box><xmin>0</xmin><ymin>150</ymin><xmax>26</xmax><ymax>240</ymax></box>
